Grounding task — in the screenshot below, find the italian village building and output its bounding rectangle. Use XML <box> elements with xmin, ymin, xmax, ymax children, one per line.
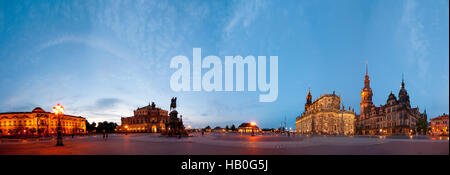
<box><xmin>296</xmin><ymin>89</ymin><xmax>356</xmax><ymax>135</ymax></box>
<box><xmin>0</xmin><ymin>107</ymin><xmax>86</xmax><ymax>136</ymax></box>
<box><xmin>238</xmin><ymin>123</ymin><xmax>261</xmax><ymax>133</ymax></box>
<box><xmin>356</xmin><ymin>65</ymin><xmax>427</xmax><ymax>135</ymax></box>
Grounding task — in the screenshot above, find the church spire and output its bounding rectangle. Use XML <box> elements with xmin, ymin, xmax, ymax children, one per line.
<box><xmin>305</xmin><ymin>87</ymin><xmax>313</xmax><ymax>110</ymax></box>
<box><xmin>361</xmin><ymin>60</ymin><xmax>373</xmax><ymax>116</ymax></box>
<box><xmin>366</xmin><ymin>60</ymin><xmax>368</xmax><ymax>76</ymax></box>
<box><xmin>401</xmin><ymin>73</ymin><xmax>405</xmax><ymax>89</ymax></box>
<box><xmin>306</xmin><ymin>88</ymin><xmax>312</xmax><ymax>103</ymax></box>
<box><xmin>364</xmin><ymin>60</ymin><xmax>370</xmax><ymax>88</ymax></box>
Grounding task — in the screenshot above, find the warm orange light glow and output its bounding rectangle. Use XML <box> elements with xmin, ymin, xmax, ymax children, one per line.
<box><xmin>52</xmin><ymin>104</ymin><xmax>64</xmax><ymax>115</ymax></box>
<box><xmin>250</xmin><ymin>122</ymin><xmax>256</xmax><ymax>126</ymax></box>
<box><xmin>124</xmin><ymin>125</ymin><xmax>128</xmax><ymax>129</ymax></box>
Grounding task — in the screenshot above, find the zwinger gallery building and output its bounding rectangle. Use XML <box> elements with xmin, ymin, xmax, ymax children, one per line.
<box><xmin>0</xmin><ymin>107</ymin><xmax>86</xmax><ymax>136</ymax></box>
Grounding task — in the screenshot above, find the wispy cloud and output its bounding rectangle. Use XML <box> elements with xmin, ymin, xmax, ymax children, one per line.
<box><xmin>94</xmin><ymin>98</ymin><xmax>123</xmax><ymax>109</ymax></box>
<box><xmin>224</xmin><ymin>0</ymin><xmax>267</xmax><ymax>36</ymax></box>
<box><xmin>402</xmin><ymin>0</ymin><xmax>430</xmax><ymax>79</ymax></box>
<box><xmin>37</xmin><ymin>35</ymin><xmax>133</xmax><ymax>61</ymax></box>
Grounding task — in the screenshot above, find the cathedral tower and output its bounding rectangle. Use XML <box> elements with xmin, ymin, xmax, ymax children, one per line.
<box><xmin>305</xmin><ymin>88</ymin><xmax>312</xmax><ymax>111</ymax></box>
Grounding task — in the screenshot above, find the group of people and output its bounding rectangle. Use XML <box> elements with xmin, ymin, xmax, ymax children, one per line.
<box><xmin>102</xmin><ymin>130</ymin><xmax>109</xmax><ymax>140</ymax></box>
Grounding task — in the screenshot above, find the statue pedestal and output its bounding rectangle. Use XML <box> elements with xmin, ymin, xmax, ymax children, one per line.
<box><xmin>161</xmin><ymin>110</ymin><xmax>188</xmax><ymax>137</ymax></box>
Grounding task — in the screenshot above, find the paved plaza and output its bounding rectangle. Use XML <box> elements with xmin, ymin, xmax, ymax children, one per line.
<box><xmin>0</xmin><ymin>133</ymin><xmax>448</xmax><ymax>155</ymax></box>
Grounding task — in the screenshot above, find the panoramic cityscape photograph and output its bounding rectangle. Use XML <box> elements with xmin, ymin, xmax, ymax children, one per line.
<box><xmin>0</xmin><ymin>0</ymin><xmax>448</xmax><ymax>174</ymax></box>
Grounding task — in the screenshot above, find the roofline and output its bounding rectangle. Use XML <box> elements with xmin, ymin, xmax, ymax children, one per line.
<box><xmin>0</xmin><ymin>112</ymin><xmax>85</xmax><ymax>119</ymax></box>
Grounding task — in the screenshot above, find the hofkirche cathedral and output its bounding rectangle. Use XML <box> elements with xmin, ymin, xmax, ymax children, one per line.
<box><xmin>296</xmin><ymin>64</ymin><xmax>427</xmax><ymax>136</ymax></box>
<box><xmin>295</xmin><ymin>89</ymin><xmax>356</xmax><ymax>135</ymax></box>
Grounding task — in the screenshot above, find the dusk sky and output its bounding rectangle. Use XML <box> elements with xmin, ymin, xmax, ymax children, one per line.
<box><xmin>0</xmin><ymin>0</ymin><xmax>448</xmax><ymax>129</ymax></box>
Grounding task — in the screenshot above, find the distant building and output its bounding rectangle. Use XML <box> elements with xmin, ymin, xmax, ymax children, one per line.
<box><xmin>356</xmin><ymin>65</ymin><xmax>427</xmax><ymax>135</ymax></box>
<box><xmin>238</xmin><ymin>123</ymin><xmax>260</xmax><ymax>133</ymax></box>
<box><xmin>0</xmin><ymin>107</ymin><xmax>86</xmax><ymax>136</ymax></box>
<box><xmin>430</xmin><ymin>113</ymin><xmax>449</xmax><ymax>136</ymax></box>
<box><xmin>119</xmin><ymin>102</ymin><xmax>169</xmax><ymax>133</ymax></box>
<box><xmin>295</xmin><ymin>89</ymin><xmax>356</xmax><ymax>135</ymax></box>
<box><xmin>213</xmin><ymin>126</ymin><xmax>226</xmax><ymax>132</ymax></box>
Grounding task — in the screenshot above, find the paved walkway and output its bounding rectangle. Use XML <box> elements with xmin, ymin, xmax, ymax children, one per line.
<box><xmin>0</xmin><ymin>133</ymin><xmax>448</xmax><ymax>155</ymax></box>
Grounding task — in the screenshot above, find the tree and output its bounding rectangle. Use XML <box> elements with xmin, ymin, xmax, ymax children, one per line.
<box><xmin>230</xmin><ymin>124</ymin><xmax>236</xmax><ymax>131</ymax></box>
<box><xmin>96</xmin><ymin>121</ymin><xmax>118</xmax><ymax>133</ymax></box>
<box><xmin>204</xmin><ymin>126</ymin><xmax>211</xmax><ymax>130</ymax></box>
<box><xmin>416</xmin><ymin>117</ymin><xmax>428</xmax><ymax>135</ymax></box>
<box><xmin>225</xmin><ymin>125</ymin><xmax>229</xmax><ymax>131</ymax></box>
<box><xmin>86</xmin><ymin>121</ymin><xmax>97</xmax><ymax>133</ymax></box>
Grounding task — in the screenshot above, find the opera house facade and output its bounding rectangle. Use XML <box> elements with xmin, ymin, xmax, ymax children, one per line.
<box><xmin>119</xmin><ymin>102</ymin><xmax>170</xmax><ymax>133</ymax></box>
<box><xmin>0</xmin><ymin>107</ymin><xmax>86</xmax><ymax>136</ymax></box>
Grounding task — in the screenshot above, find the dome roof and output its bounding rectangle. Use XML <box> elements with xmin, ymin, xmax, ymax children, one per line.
<box><xmin>398</xmin><ymin>77</ymin><xmax>410</xmax><ymax>103</ymax></box>
<box><xmin>399</xmin><ymin>88</ymin><xmax>408</xmax><ymax>96</ymax></box>
<box><xmin>388</xmin><ymin>92</ymin><xmax>397</xmax><ymax>100</ymax></box>
<box><xmin>387</xmin><ymin>92</ymin><xmax>397</xmax><ymax>104</ymax></box>
<box><xmin>32</xmin><ymin>107</ymin><xmax>46</xmax><ymax>113</ymax></box>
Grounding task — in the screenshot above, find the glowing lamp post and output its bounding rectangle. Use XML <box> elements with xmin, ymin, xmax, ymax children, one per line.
<box><xmin>53</xmin><ymin>104</ymin><xmax>64</xmax><ymax>146</ymax></box>
<box><xmin>250</xmin><ymin>122</ymin><xmax>256</xmax><ymax>136</ymax></box>
<box><xmin>124</xmin><ymin>125</ymin><xmax>128</xmax><ymax>135</ymax></box>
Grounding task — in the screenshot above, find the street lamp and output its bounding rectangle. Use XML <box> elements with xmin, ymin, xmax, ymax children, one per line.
<box><xmin>53</xmin><ymin>104</ymin><xmax>64</xmax><ymax>146</ymax></box>
<box><xmin>250</xmin><ymin>122</ymin><xmax>256</xmax><ymax>136</ymax></box>
<box><xmin>124</xmin><ymin>125</ymin><xmax>128</xmax><ymax>135</ymax></box>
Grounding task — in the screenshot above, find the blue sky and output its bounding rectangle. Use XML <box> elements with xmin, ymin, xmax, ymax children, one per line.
<box><xmin>0</xmin><ymin>0</ymin><xmax>448</xmax><ymax>129</ymax></box>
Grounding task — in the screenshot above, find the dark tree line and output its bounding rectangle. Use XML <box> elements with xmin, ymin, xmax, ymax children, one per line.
<box><xmin>86</xmin><ymin>121</ymin><xmax>118</xmax><ymax>133</ymax></box>
<box><xmin>203</xmin><ymin>124</ymin><xmax>237</xmax><ymax>131</ymax></box>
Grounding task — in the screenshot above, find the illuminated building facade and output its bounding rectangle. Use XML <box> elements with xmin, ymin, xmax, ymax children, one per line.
<box><xmin>296</xmin><ymin>89</ymin><xmax>356</xmax><ymax>135</ymax></box>
<box><xmin>238</xmin><ymin>122</ymin><xmax>260</xmax><ymax>133</ymax></box>
<box><xmin>430</xmin><ymin>113</ymin><xmax>449</xmax><ymax>136</ymax></box>
<box><xmin>356</xmin><ymin>65</ymin><xmax>427</xmax><ymax>135</ymax></box>
<box><xmin>119</xmin><ymin>102</ymin><xmax>169</xmax><ymax>133</ymax></box>
<box><xmin>0</xmin><ymin>107</ymin><xmax>86</xmax><ymax>136</ymax></box>
<box><xmin>213</xmin><ymin>126</ymin><xmax>226</xmax><ymax>132</ymax></box>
